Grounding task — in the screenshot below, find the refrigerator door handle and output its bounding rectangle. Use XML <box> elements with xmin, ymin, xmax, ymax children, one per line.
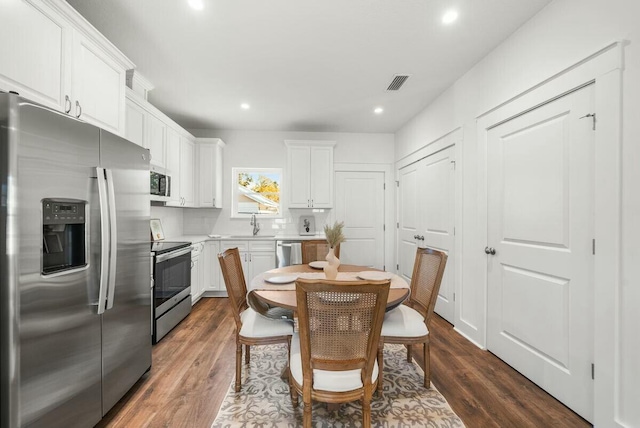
<box><xmin>96</xmin><ymin>167</ymin><xmax>110</xmax><ymax>314</ymax></box>
<box><xmin>105</xmin><ymin>168</ymin><xmax>118</xmax><ymax>310</ymax></box>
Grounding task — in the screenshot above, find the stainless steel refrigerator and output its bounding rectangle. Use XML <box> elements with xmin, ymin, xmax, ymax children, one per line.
<box><xmin>0</xmin><ymin>93</ymin><xmax>152</xmax><ymax>428</ymax></box>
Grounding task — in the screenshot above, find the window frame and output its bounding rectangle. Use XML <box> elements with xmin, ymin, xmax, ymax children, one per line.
<box><xmin>231</xmin><ymin>167</ymin><xmax>283</xmax><ymax>219</ymax></box>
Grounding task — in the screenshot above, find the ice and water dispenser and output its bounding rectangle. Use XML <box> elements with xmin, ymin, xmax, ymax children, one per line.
<box><xmin>42</xmin><ymin>199</ymin><xmax>87</xmax><ymax>275</ymax></box>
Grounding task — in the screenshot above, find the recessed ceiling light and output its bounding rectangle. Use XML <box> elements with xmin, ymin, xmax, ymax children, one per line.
<box><xmin>188</xmin><ymin>0</ymin><xmax>204</xmax><ymax>11</ymax></box>
<box><xmin>241</xmin><ymin>103</ymin><xmax>250</xmax><ymax>110</ymax></box>
<box><xmin>374</xmin><ymin>107</ymin><xmax>384</xmax><ymax>114</ymax></box>
<box><xmin>442</xmin><ymin>10</ymin><xmax>458</xmax><ymax>24</ymax></box>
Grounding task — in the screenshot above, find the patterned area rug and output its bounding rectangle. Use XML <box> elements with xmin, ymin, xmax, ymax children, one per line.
<box><xmin>212</xmin><ymin>344</ymin><xmax>465</xmax><ymax>427</ymax></box>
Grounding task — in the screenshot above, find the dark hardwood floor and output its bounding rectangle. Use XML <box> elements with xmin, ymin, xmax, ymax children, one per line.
<box><xmin>96</xmin><ymin>297</ymin><xmax>591</xmax><ymax>428</ymax></box>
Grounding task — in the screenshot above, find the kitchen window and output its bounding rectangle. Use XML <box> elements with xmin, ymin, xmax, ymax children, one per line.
<box><xmin>231</xmin><ymin>167</ymin><xmax>282</xmax><ymax>218</ymax></box>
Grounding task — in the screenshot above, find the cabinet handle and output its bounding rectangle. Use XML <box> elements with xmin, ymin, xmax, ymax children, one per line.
<box><xmin>75</xmin><ymin>100</ymin><xmax>82</xmax><ymax>118</ymax></box>
<box><xmin>64</xmin><ymin>95</ymin><xmax>71</xmax><ymax>114</ymax></box>
<box><xmin>311</xmin><ymin>199</ymin><xmax>313</xmax><ymax>207</ymax></box>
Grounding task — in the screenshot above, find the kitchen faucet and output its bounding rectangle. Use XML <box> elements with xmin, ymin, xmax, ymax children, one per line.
<box><xmin>250</xmin><ymin>214</ymin><xmax>260</xmax><ymax>236</ymax></box>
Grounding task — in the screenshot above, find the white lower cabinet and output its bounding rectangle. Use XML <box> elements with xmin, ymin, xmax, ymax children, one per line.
<box><xmin>191</xmin><ymin>242</ymin><xmax>205</xmax><ymax>304</ymax></box>
<box><xmin>220</xmin><ymin>240</ymin><xmax>276</xmax><ymax>284</ymax></box>
<box><xmin>203</xmin><ymin>241</ymin><xmax>226</xmax><ymax>296</ymax></box>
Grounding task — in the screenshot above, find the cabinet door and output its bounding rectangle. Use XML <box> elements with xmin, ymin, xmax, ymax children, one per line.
<box><xmin>288</xmin><ymin>146</ymin><xmax>311</xmax><ymax>207</ymax></box>
<box><xmin>309</xmin><ymin>146</ymin><xmax>333</xmax><ymax>208</ymax></box>
<box><xmin>147</xmin><ymin>114</ymin><xmax>166</xmax><ymax>168</ymax></box>
<box><xmin>204</xmin><ymin>241</ymin><xmax>222</xmax><ymax>292</ymax></box>
<box><xmin>197</xmin><ymin>143</ymin><xmax>215</xmax><ymax>207</ymax></box>
<box><xmin>0</xmin><ymin>0</ymin><xmax>70</xmax><ymax>112</ymax></box>
<box><xmin>72</xmin><ymin>30</ymin><xmax>126</xmax><ymax>135</ymax></box>
<box><xmin>239</xmin><ymin>251</ymin><xmax>250</xmax><ymax>282</ymax></box>
<box><xmin>180</xmin><ymin>138</ymin><xmax>195</xmax><ymax>206</ymax></box>
<box><xmin>165</xmin><ymin>128</ymin><xmax>181</xmax><ymax>206</ymax></box>
<box><xmin>125</xmin><ymin>97</ymin><xmax>146</xmax><ymax>147</ymax></box>
<box><xmin>248</xmin><ymin>252</ymin><xmax>276</xmax><ymax>280</ymax></box>
<box><xmin>191</xmin><ymin>255</ymin><xmax>202</xmax><ymax>304</ymax></box>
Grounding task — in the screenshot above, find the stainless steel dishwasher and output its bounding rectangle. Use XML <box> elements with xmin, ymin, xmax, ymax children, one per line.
<box><xmin>276</xmin><ymin>239</ymin><xmax>304</xmax><ymax>267</ymax></box>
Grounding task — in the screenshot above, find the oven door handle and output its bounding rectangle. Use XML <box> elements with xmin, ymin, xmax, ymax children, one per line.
<box><xmin>156</xmin><ymin>247</ymin><xmax>192</xmax><ymax>263</ymax></box>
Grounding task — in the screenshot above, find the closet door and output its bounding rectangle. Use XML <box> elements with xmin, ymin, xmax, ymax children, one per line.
<box><xmin>486</xmin><ymin>84</ymin><xmax>595</xmax><ymax>421</ymax></box>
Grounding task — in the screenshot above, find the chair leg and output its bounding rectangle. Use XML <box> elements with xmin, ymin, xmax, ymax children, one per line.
<box><xmin>245</xmin><ymin>344</ymin><xmax>250</xmax><ymax>365</ymax></box>
<box><xmin>424</xmin><ymin>340</ymin><xmax>430</xmax><ymax>388</ymax></box>
<box><xmin>303</xmin><ymin>400</ymin><xmax>312</xmax><ymax>428</ymax></box>
<box><xmin>235</xmin><ymin>342</ymin><xmax>242</xmax><ymax>392</ymax></box>
<box><xmin>362</xmin><ymin>397</ymin><xmax>371</xmax><ymax>428</ymax></box>
<box><xmin>406</xmin><ymin>344</ymin><xmax>412</xmax><ymax>363</ymax></box>
<box><xmin>377</xmin><ymin>343</ymin><xmax>384</xmax><ymax>395</ymax></box>
<box><xmin>290</xmin><ymin>373</ymin><xmax>298</xmax><ymax>408</ymax></box>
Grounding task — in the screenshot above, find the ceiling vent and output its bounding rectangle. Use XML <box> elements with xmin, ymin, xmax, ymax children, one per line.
<box><xmin>386</xmin><ymin>75</ymin><xmax>410</xmax><ymax>91</ymax></box>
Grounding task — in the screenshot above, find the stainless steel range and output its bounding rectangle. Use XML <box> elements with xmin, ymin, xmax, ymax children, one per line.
<box><xmin>151</xmin><ymin>241</ymin><xmax>192</xmax><ymax>343</ymax></box>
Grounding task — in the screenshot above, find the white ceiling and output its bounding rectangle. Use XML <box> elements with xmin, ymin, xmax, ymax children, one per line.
<box><xmin>66</xmin><ymin>0</ymin><xmax>552</xmax><ymax>133</ymax></box>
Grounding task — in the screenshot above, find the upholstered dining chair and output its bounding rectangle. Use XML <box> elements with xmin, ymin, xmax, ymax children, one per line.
<box><xmin>218</xmin><ymin>248</ymin><xmax>294</xmax><ymax>392</ymax></box>
<box><xmin>378</xmin><ymin>247</ymin><xmax>448</xmax><ymax>392</ymax></box>
<box><xmin>301</xmin><ymin>239</ymin><xmax>340</xmax><ymax>264</ymax></box>
<box><xmin>290</xmin><ymin>278</ymin><xmax>390</xmax><ymax>428</ymax></box>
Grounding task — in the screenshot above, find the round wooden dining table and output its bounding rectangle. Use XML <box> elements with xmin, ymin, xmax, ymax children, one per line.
<box><xmin>249</xmin><ymin>264</ymin><xmax>410</xmax><ymax>312</ymax></box>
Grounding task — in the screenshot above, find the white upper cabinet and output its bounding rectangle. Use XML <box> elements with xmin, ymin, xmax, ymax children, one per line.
<box><xmin>0</xmin><ymin>0</ymin><xmax>133</xmax><ymax>136</ymax></box>
<box><xmin>286</xmin><ymin>140</ymin><xmax>335</xmax><ymax>208</ymax></box>
<box><xmin>196</xmin><ymin>138</ymin><xmax>225</xmax><ymax>208</ymax></box>
<box><xmin>125</xmin><ymin>96</ymin><xmax>146</xmax><ymax>147</ymax></box>
<box><xmin>165</xmin><ymin>127</ymin><xmax>182</xmax><ymax>206</ymax></box>
<box><xmin>179</xmin><ymin>137</ymin><xmax>195</xmax><ymax>207</ymax></box>
<box><xmin>0</xmin><ymin>0</ymin><xmax>69</xmax><ymax>111</ymax></box>
<box><xmin>71</xmin><ymin>29</ymin><xmax>127</xmax><ymax>135</ymax></box>
<box><xmin>147</xmin><ymin>113</ymin><xmax>166</xmax><ymax>169</ymax></box>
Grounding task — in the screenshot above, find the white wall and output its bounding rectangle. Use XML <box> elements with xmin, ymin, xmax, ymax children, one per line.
<box><xmin>183</xmin><ymin>129</ymin><xmax>394</xmax><ymax>236</ymax></box>
<box><xmin>394</xmin><ymin>0</ymin><xmax>639</xmax><ymax>426</ymax></box>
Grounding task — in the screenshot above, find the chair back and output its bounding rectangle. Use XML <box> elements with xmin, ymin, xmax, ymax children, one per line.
<box><xmin>408</xmin><ymin>247</ymin><xmax>448</xmax><ymax>326</ymax></box>
<box><xmin>301</xmin><ymin>240</ymin><xmax>340</xmax><ymax>264</ymax></box>
<box><xmin>295</xmin><ymin>279</ymin><xmax>389</xmax><ymax>382</ymax></box>
<box><xmin>218</xmin><ymin>248</ymin><xmax>249</xmax><ymax>329</ymax></box>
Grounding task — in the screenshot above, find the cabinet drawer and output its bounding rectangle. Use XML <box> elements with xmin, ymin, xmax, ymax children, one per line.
<box><xmin>249</xmin><ymin>240</ymin><xmax>276</xmax><ymax>252</ymax></box>
<box><xmin>220</xmin><ymin>240</ymin><xmax>249</xmax><ymax>252</ymax></box>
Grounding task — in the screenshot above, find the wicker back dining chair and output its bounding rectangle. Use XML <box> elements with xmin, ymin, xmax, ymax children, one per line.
<box><xmin>301</xmin><ymin>239</ymin><xmax>340</xmax><ymax>264</ymax></box>
<box><xmin>378</xmin><ymin>247</ymin><xmax>447</xmax><ymax>392</ymax></box>
<box><xmin>290</xmin><ymin>278</ymin><xmax>390</xmax><ymax>428</ymax></box>
<box><xmin>218</xmin><ymin>248</ymin><xmax>293</xmax><ymax>392</ymax></box>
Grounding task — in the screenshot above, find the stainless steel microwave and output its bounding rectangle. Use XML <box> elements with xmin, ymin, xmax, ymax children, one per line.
<box><xmin>150</xmin><ymin>171</ymin><xmax>171</xmax><ymax>197</ymax></box>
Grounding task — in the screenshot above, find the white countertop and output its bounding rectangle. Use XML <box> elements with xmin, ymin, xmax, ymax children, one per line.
<box><xmin>164</xmin><ymin>234</ymin><xmax>326</xmax><ymax>244</ymax></box>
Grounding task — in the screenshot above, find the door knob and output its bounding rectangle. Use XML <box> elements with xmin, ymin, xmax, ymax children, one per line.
<box><xmin>484</xmin><ymin>247</ymin><xmax>496</xmax><ymax>255</ymax></box>
<box><xmin>419</xmin><ymin>235</ymin><xmax>425</xmax><ymax>241</ymax></box>
<box><xmin>414</xmin><ymin>235</ymin><xmax>419</xmax><ymax>239</ymax></box>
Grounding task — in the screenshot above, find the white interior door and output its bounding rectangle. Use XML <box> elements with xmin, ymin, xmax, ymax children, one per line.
<box><xmin>418</xmin><ymin>146</ymin><xmax>456</xmax><ymax>323</ymax></box>
<box><xmin>334</xmin><ymin>171</ymin><xmax>384</xmax><ymax>269</ymax></box>
<box><xmin>486</xmin><ymin>84</ymin><xmax>595</xmax><ymax>422</ymax></box>
<box><xmin>397</xmin><ymin>163</ymin><xmax>419</xmax><ymax>283</ymax></box>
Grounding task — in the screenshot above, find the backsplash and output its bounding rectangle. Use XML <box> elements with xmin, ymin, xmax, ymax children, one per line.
<box><xmin>183</xmin><ymin>208</ymin><xmax>330</xmax><ymax>237</ymax></box>
<box><xmin>150</xmin><ymin>206</ymin><xmax>184</xmax><ymax>238</ymax></box>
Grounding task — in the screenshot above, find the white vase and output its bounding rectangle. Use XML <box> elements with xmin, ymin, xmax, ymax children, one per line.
<box><xmin>324</xmin><ymin>247</ymin><xmax>340</xmax><ymax>280</ymax></box>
